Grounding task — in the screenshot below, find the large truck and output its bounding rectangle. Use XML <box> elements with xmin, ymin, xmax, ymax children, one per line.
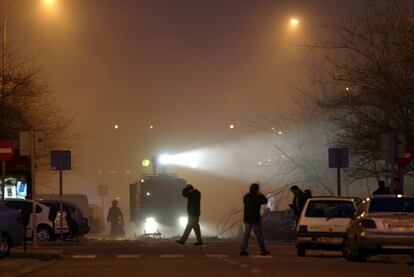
<box><xmin>130</xmin><ymin>173</ymin><xmax>187</xmax><ymax>237</ymax></box>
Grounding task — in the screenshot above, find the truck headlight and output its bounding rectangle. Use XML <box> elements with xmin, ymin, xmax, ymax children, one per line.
<box><xmin>144</xmin><ymin>217</ymin><xmax>158</xmax><ymax>233</ymax></box>
<box><xmin>179</xmin><ymin>216</ymin><xmax>188</xmax><ymax>227</ymax></box>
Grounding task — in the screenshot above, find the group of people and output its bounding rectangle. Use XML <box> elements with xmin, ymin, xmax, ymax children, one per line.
<box><xmin>106</xmin><ymin>182</ymin><xmax>311</xmax><ymax>254</ymax></box>
<box><xmin>175</xmin><ymin>183</ymin><xmax>312</xmax><ymax>256</ymax></box>
<box><xmin>373</xmin><ymin>177</ymin><xmax>402</xmax><ymax>195</ymax></box>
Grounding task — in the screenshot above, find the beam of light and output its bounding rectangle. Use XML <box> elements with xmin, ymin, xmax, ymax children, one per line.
<box><xmin>179</xmin><ymin>216</ymin><xmax>188</xmax><ymax>227</ymax></box>
<box><xmin>158</xmin><ymin>152</ymin><xmax>204</xmax><ymax>168</ymax></box>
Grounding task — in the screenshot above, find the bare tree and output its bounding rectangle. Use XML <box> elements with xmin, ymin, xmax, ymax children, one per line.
<box><xmin>300</xmin><ymin>0</ymin><xmax>414</xmax><ymax>184</ymax></box>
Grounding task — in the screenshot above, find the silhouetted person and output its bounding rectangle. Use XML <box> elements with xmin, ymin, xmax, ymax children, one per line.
<box><xmin>373</xmin><ymin>180</ymin><xmax>391</xmax><ymax>195</ymax></box>
<box><xmin>107</xmin><ymin>200</ymin><xmax>124</xmax><ymax>237</ymax></box>
<box><xmin>289</xmin><ymin>186</ymin><xmax>308</xmax><ymax>221</ymax></box>
<box><xmin>391</xmin><ymin>177</ymin><xmax>402</xmax><ymax>194</ymax></box>
<box><xmin>176</xmin><ymin>184</ymin><xmax>203</xmax><ymax>245</ymax></box>
<box><xmin>240</xmin><ymin>183</ymin><xmax>270</xmax><ymax>256</ymax></box>
<box><xmin>304</xmin><ymin>189</ymin><xmax>313</xmax><ymax>199</ymax></box>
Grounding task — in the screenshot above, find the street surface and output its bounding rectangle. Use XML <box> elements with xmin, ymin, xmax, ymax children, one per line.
<box><xmin>2</xmin><ymin>240</ymin><xmax>412</xmax><ymax>277</ymax></box>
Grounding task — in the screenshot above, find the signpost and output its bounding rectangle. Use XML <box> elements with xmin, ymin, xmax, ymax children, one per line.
<box><xmin>329</xmin><ymin>148</ymin><xmax>349</xmax><ymax>196</ymax></box>
<box><xmin>97</xmin><ymin>185</ymin><xmax>108</xmax><ymax>213</ymax></box>
<box><xmin>0</xmin><ymin>140</ymin><xmax>15</xmax><ymax>200</ymax></box>
<box><xmin>51</xmin><ymin>150</ymin><xmax>71</xmax><ymax>243</ymax></box>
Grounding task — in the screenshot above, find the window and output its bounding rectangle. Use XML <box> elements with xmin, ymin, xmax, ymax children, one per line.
<box><xmin>305</xmin><ymin>200</ymin><xmax>355</xmax><ymax>218</ymax></box>
<box><xmin>369</xmin><ymin>198</ymin><xmax>414</xmax><ymax>213</ymax></box>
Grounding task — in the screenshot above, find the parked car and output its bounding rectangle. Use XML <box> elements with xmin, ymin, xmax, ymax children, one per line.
<box><xmin>0</xmin><ymin>202</ymin><xmax>25</xmax><ymax>259</ymax></box>
<box><xmin>343</xmin><ymin>195</ymin><xmax>414</xmax><ymax>262</ymax></box>
<box><xmin>3</xmin><ymin>199</ymin><xmax>69</xmax><ymax>243</ymax></box>
<box><xmin>37</xmin><ymin>194</ymin><xmax>90</xmax><ymax>235</ymax></box>
<box><xmin>296</xmin><ymin>196</ymin><xmax>361</xmax><ymax>257</ymax></box>
<box><xmin>39</xmin><ymin>200</ymin><xmax>89</xmax><ymax>237</ymax></box>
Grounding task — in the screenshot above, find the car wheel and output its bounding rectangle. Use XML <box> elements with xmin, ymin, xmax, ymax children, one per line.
<box><xmin>36</xmin><ymin>227</ymin><xmax>51</xmax><ymax>243</ymax></box>
<box><xmin>0</xmin><ymin>234</ymin><xmax>11</xmax><ymax>259</ymax></box>
<box><xmin>297</xmin><ymin>243</ymin><xmax>306</xmax><ymax>257</ymax></box>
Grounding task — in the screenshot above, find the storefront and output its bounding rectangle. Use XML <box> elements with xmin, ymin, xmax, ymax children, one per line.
<box><xmin>0</xmin><ymin>153</ymin><xmax>31</xmax><ymax>199</ymax></box>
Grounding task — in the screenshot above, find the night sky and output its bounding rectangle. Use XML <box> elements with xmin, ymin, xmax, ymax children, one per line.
<box><xmin>3</xmin><ymin>0</ymin><xmax>350</xmax><ymax>231</ymax></box>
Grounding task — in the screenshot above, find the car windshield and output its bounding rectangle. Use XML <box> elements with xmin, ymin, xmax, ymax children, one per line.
<box><xmin>305</xmin><ymin>200</ymin><xmax>355</xmax><ymax>218</ymax></box>
<box><xmin>369</xmin><ymin>198</ymin><xmax>414</xmax><ymax>213</ymax></box>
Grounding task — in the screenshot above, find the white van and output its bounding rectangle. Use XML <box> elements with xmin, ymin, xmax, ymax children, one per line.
<box><xmin>296</xmin><ymin>196</ymin><xmax>361</xmax><ymax>257</ymax></box>
<box><xmin>37</xmin><ymin>194</ymin><xmax>90</xmax><ymax>219</ymax></box>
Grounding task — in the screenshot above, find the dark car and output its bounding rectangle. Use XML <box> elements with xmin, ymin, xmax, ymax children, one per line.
<box><xmin>0</xmin><ymin>202</ymin><xmax>25</xmax><ymax>259</ymax></box>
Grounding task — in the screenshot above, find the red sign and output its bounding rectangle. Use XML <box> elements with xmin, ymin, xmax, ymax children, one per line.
<box><xmin>0</xmin><ymin>140</ymin><xmax>15</xmax><ymax>162</ymax></box>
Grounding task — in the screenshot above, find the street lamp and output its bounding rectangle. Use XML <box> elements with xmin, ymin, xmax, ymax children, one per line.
<box><xmin>290</xmin><ymin>18</ymin><xmax>300</xmax><ymax>28</ymax></box>
<box><xmin>2</xmin><ymin>0</ymin><xmax>57</xmax><ymax>96</ymax></box>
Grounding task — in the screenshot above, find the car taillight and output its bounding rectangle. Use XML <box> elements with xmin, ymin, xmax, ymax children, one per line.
<box><xmin>298</xmin><ymin>225</ymin><xmax>308</xmax><ymax>232</ymax></box>
<box><xmin>360</xmin><ymin>219</ymin><xmax>376</xmax><ymax>229</ymax></box>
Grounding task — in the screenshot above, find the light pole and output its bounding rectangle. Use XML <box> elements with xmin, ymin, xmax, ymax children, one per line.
<box><xmin>1</xmin><ymin>0</ymin><xmax>57</xmax><ymax>248</ymax></box>
<box><xmin>2</xmin><ymin>0</ymin><xmax>18</xmax><ymax>97</ymax></box>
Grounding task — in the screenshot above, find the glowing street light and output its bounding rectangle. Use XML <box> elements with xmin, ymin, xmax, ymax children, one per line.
<box><xmin>2</xmin><ymin>0</ymin><xmax>58</xmax><ymax>97</ymax></box>
<box><xmin>43</xmin><ymin>0</ymin><xmax>56</xmax><ymax>6</ymax></box>
<box><xmin>290</xmin><ymin>18</ymin><xmax>300</xmax><ymax>27</ymax></box>
<box><xmin>114</xmin><ymin>124</ymin><xmax>119</xmax><ymax>130</ymax></box>
<box><xmin>142</xmin><ymin>159</ymin><xmax>151</xmax><ymax>168</ymax></box>
<box><xmin>229</xmin><ymin>124</ymin><xmax>235</xmax><ymax>129</ymax></box>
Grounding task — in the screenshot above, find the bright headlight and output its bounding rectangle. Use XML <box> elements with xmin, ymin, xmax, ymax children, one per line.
<box><xmin>179</xmin><ymin>216</ymin><xmax>188</xmax><ymax>227</ymax></box>
<box><xmin>145</xmin><ymin>217</ymin><xmax>158</xmax><ymax>233</ymax></box>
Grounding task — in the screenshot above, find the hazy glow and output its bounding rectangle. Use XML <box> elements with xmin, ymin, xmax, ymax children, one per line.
<box><xmin>179</xmin><ymin>216</ymin><xmax>188</xmax><ymax>227</ymax></box>
<box><xmin>229</xmin><ymin>124</ymin><xmax>235</xmax><ymax>129</ymax></box>
<box><xmin>142</xmin><ymin>159</ymin><xmax>150</xmax><ymax>168</ymax></box>
<box><xmin>114</xmin><ymin>124</ymin><xmax>119</xmax><ymax>130</ymax></box>
<box><xmin>290</xmin><ymin>18</ymin><xmax>299</xmax><ymax>27</ymax></box>
<box><xmin>144</xmin><ymin>217</ymin><xmax>158</xmax><ymax>233</ymax></box>
<box><xmin>158</xmin><ymin>152</ymin><xmax>204</xmax><ymax>168</ymax></box>
<box><xmin>44</xmin><ymin>0</ymin><xmax>55</xmax><ymax>6</ymax></box>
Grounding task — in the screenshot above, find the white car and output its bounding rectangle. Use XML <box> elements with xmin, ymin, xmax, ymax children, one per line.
<box><xmin>3</xmin><ymin>199</ymin><xmax>69</xmax><ymax>243</ymax></box>
<box><xmin>296</xmin><ymin>196</ymin><xmax>361</xmax><ymax>257</ymax></box>
<box><xmin>343</xmin><ymin>195</ymin><xmax>414</xmax><ymax>262</ymax></box>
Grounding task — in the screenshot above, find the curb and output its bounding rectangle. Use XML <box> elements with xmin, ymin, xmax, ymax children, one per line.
<box><xmin>9</xmin><ymin>249</ymin><xmax>63</xmax><ymax>261</ymax></box>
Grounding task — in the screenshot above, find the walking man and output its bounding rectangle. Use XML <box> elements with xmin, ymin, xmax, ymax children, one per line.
<box><xmin>240</xmin><ymin>183</ymin><xmax>270</xmax><ymax>256</ymax></box>
<box><xmin>176</xmin><ymin>184</ymin><xmax>203</xmax><ymax>245</ymax></box>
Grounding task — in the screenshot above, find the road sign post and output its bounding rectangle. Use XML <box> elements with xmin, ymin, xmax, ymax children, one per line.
<box><xmin>329</xmin><ymin>148</ymin><xmax>349</xmax><ymax>196</ymax></box>
<box><xmin>51</xmin><ymin>150</ymin><xmax>71</xmax><ymax>244</ymax></box>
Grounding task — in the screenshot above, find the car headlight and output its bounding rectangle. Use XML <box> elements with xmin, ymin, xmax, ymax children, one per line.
<box><xmin>179</xmin><ymin>216</ymin><xmax>188</xmax><ymax>227</ymax></box>
<box><xmin>144</xmin><ymin>217</ymin><xmax>158</xmax><ymax>233</ymax></box>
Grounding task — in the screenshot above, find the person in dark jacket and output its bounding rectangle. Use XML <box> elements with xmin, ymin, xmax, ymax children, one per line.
<box><xmin>373</xmin><ymin>180</ymin><xmax>391</xmax><ymax>195</ymax></box>
<box><xmin>176</xmin><ymin>184</ymin><xmax>203</xmax><ymax>245</ymax></box>
<box><xmin>240</xmin><ymin>183</ymin><xmax>270</xmax><ymax>256</ymax></box>
<box><xmin>289</xmin><ymin>185</ymin><xmax>308</xmax><ymax>220</ymax></box>
<box><xmin>107</xmin><ymin>200</ymin><xmax>124</xmax><ymax>237</ymax></box>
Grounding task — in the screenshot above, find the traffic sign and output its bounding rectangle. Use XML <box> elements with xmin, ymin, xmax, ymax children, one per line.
<box><xmin>51</xmin><ymin>150</ymin><xmax>71</xmax><ymax>171</ymax></box>
<box><xmin>328</xmin><ymin>148</ymin><xmax>349</xmax><ymax>168</ymax></box>
<box><xmin>0</xmin><ymin>140</ymin><xmax>15</xmax><ymax>162</ymax></box>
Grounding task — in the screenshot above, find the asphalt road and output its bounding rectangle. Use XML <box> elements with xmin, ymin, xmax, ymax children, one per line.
<box><xmin>14</xmin><ymin>240</ymin><xmax>414</xmax><ymax>277</ymax></box>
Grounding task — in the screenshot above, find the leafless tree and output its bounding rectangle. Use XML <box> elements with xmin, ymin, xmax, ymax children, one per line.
<box><xmin>299</xmin><ymin>0</ymin><xmax>414</xmax><ymax>183</ymax></box>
